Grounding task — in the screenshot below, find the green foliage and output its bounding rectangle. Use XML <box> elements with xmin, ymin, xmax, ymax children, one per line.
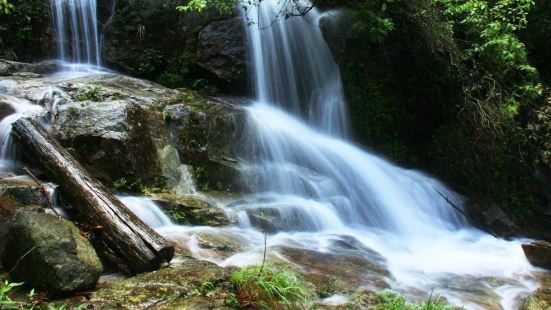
<box><xmin>177</xmin><ymin>0</ymin><xmax>239</xmax><ymax>15</ymax></box>
<box><xmin>198</xmin><ymin>280</ymin><xmax>216</xmax><ymax>296</ymax></box>
<box><xmin>0</xmin><ymin>280</ymin><xmax>81</xmax><ymax>310</ymax></box>
<box><xmin>526</xmin><ymin>99</ymin><xmax>551</xmax><ymax>167</ymax></box>
<box><xmin>349</xmin><ymin>2</ymin><xmax>395</xmax><ymax>44</ymax></box>
<box><xmin>73</xmin><ymin>86</ymin><xmax>102</xmax><ymax>102</ymax></box>
<box><xmin>419</xmin><ymin>0</ymin><xmax>547</xmax><ymax>217</ymax></box>
<box><xmin>370</xmin><ymin>290</ymin><xmax>462</xmax><ymax>310</ymax></box>
<box><xmin>0</xmin><ymin>280</ymin><xmax>22</xmax><ymax>308</ymax></box>
<box><xmin>132</xmin><ymin>48</ymin><xmax>165</xmax><ymax>79</ymax></box>
<box><xmin>229</xmin><ymin>265</ymin><xmax>312</xmax><ymax>309</ymax></box>
<box><xmin>0</xmin><ymin>0</ymin><xmax>13</xmax><ymax>14</ymax></box>
<box><xmin>316</xmin><ymin>277</ymin><xmax>341</xmax><ymax>298</ymax></box>
<box><xmin>0</xmin><ymin>0</ymin><xmax>49</xmax><ymax>61</ymax></box>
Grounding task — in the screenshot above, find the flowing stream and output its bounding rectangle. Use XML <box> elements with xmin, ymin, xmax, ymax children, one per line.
<box><xmin>0</xmin><ymin>0</ymin><xmax>542</xmax><ymax>308</ymax></box>
<box><xmin>129</xmin><ymin>1</ymin><xmax>541</xmax><ymax>309</ymax></box>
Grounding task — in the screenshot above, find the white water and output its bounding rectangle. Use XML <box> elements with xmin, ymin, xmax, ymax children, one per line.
<box><xmin>117</xmin><ymin>1</ymin><xmax>542</xmax><ymax>308</ymax></box>
<box><xmin>0</xmin><ymin>95</ymin><xmax>46</xmax><ymax>171</ymax></box>
<box><xmin>231</xmin><ymin>0</ymin><xmax>538</xmax><ymax>308</ymax></box>
<box><xmin>0</xmin><ymin>0</ymin><xmax>539</xmax><ymax>307</ymax></box>
<box><xmin>51</xmin><ymin>0</ymin><xmax>102</xmax><ymax>70</ymax></box>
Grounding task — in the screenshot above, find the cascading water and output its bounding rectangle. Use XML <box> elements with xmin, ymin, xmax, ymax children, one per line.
<box><xmin>51</xmin><ymin>0</ymin><xmax>102</xmax><ymax>69</ymax></box>
<box><xmin>218</xmin><ymin>0</ymin><xmax>539</xmax><ymax>308</ymax></box>
<box><xmin>0</xmin><ymin>95</ymin><xmax>46</xmax><ymax>171</ymax></box>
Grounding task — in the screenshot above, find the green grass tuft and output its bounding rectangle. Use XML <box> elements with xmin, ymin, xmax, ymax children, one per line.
<box><xmin>229</xmin><ymin>264</ymin><xmax>312</xmax><ymax>309</ymax></box>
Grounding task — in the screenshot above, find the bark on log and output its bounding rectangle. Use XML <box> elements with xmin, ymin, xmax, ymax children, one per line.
<box><xmin>11</xmin><ymin>118</ymin><xmax>174</xmax><ymax>273</ymax></box>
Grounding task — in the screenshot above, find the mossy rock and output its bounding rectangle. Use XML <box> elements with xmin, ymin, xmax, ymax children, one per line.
<box><xmin>524</xmin><ymin>273</ymin><xmax>551</xmax><ymax>310</ymax></box>
<box><xmin>152</xmin><ymin>193</ymin><xmax>231</xmax><ymax>226</ymax></box>
<box><xmin>2</xmin><ymin>209</ymin><xmax>103</xmax><ymax>295</ymax></box>
<box><xmin>163</xmin><ymin>100</ymin><xmax>248</xmax><ymax>193</ymax></box>
<box><xmin>92</xmin><ymin>260</ymin><xmax>231</xmax><ymax>309</ymax></box>
<box><xmin>0</xmin><ymin>175</ymin><xmax>50</xmax><ymax>207</ymax></box>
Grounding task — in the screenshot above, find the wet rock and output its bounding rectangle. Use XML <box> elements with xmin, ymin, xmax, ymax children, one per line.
<box><xmin>0</xmin><ymin>99</ymin><xmax>15</xmax><ymax>119</ymax></box>
<box><xmin>2</xmin><ymin>209</ymin><xmax>103</xmax><ymax>295</ymax></box>
<box><xmin>0</xmin><ymin>176</ymin><xmax>49</xmax><ymax>207</ymax></box>
<box><xmin>524</xmin><ymin>272</ymin><xmax>551</xmax><ymax>310</ymax></box>
<box><xmin>244</xmin><ymin>205</ymin><xmax>325</xmax><ymax>233</ymax></box>
<box><xmin>0</xmin><ymin>60</ymin><xmax>59</xmax><ymax>76</ymax></box>
<box><xmin>163</xmin><ymin>100</ymin><xmax>248</xmax><ymax>192</ymax></box>
<box><xmin>196</xmin><ymin>17</ymin><xmax>248</xmax><ymax>93</ymax></box>
<box><xmin>54</xmin><ymin>99</ymin><xmax>166</xmax><ymax>184</ymax></box>
<box><xmin>152</xmin><ymin>194</ymin><xmax>230</xmax><ymax>226</ymax></box>
<box><xmin>523</xmin><ymin>241</ymin><xmax>551</xmax><ymax>270</ymax></box>
<box><xmin>2</xmin><ymin>63</ymin><xmax>250</xmax><ymax>194</ymax></box>
<box><xmin>464</xmin><ymin>199</ymin><xmax>520</xmax><ymax>237</ymax></box>
<box><xmin>92</xmin><ymin>260</ymin><xmax>231</xmax><ymax>309</ymax></box>
<box><xmin>276</xmin><ymin>243</ymin><xmax>389</xmax><ymax>292</ymax></box>
<box><xmin>195</xmin><ymin>232</ymin><xmax>242</xmax><ymax>259</ymax></box>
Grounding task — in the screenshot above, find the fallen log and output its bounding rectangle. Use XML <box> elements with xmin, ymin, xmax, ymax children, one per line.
<box><xmin>11</xmin><ymin>118</ymin><xmax>174</xmax><ymax>273</ymax></box>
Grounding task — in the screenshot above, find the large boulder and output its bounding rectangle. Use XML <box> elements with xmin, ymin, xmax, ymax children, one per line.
<box><xmin>52</xmin><ymin>74</ymin><xmax>184</xmax><ymax>188</ymax></box>
<box><xmin>2</xmin><ymin>63</ymin><xmax>250</xmax><ymax>194</ymax></box>
<box><xmin>163</xmin><ymin>99</ymin><xmax>248</xmax><ymax>192</ymax></box>
<box><xmin>54</xmin><ymin>100</ymin><xmax>164</xmax><ymax>184</ymax></box>
<box><xmin>2</xmin><ymin>209</ymin><xmax>103</xmax><ymax>294</ymax></box>
<box><xmin>101</xmin><ymin>0</ymin><xmax>248</xmax><ymax>93</ymax></box>
<box><xmin>522</xmin><ymin>241</ymin><xmax>551</xmax><ymax>270</ymax></box>
<box><xmin>196</xmin><ymin>17</ymin><xmax>248</xmax><ymax>93</ymax></box>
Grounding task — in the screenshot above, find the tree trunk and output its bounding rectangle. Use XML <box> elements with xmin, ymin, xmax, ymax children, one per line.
<box><xmin>11</xmin><ymin>118</ymin><xmax>174</xmax><ymax>274</ymax></box>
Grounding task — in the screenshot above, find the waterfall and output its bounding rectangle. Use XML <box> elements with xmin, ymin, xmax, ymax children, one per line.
<box><xmin>245</xmin><ymin>0</ymin><xmax>348</xmax><ymax>137</ymax></box>
<box><xmin>51</xmin><ymin>0</ymin><xmax>102</xmax><ymax>68</ymax></box>
<box><xmin>240</xmin><ymin>0</ymin><xmax>467</xmax><ymax>237</ymax></box>
<box><xmin>230</xmin><ymin>0</ymin><xmax>539</xmax><ymax>308</ymax></box>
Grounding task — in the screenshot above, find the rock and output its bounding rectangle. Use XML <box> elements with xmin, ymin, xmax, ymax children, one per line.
<box><xmin>2</xmin><ymin>63</ymin><xmax>250</xmax><ymax>194</ymax></box>
<box><xmin>91</xmin><ymin>260</ymin><xmax>232</xmax><ymax>309</ymax></box>
<box><xmin>244</xmin><ymin>205</ymin><xmax>323</xmax><ymax>233</ymax></box>
<box><xmin>152</xmin><ymin>194</ymin><xmax>230</xmax><ymax>226</ymax></box>
<box><xmin>523</xmin><ymin>241</ymin><xmax>551</xmax><ymax>270</ymax></box>
<box><xmin>196</xmin><ymin>17</ymin><xmax>248</xmax><ymax>93</ymax></box>
<box><xmin>195</xmin><ymin>232</ymin><xmax>242</xmax><ymax>259</ymax></box>
<box><xmin>0</xmin><ymin>60</ymin><xmax>59</xmax><ymax>76</ymax></box>
<box><xmin>1</xmin><ymin>209</ymin><xmax>103</xmax><ymax>294</ymax></box>
<box><xmin>0</xmin><ymin>176</ymin><xmax>50</xmax><ymax>207</ymax></box>
<box><xmin>524</xmin><ymin>272</ymin><xmax>551</xmax><ymax>310</ymax></box>
<box><xmin>0</xmin><ymin>196</ymin><xmax>18</xmax><ymax>264</ymax></box>
<box><xmin>163</xmin><ymin>100</ymin><xmax>248</xmax><ymax>192</ymax></box>
<box><xmin>0</xmin><ymin>97</ymin><xmax>15</xmax><ymax>119</ymax></box>
<box><xmin>464</xmin><ymin>199</ymin><xmax>520</xmax><ymax>237</ymax></box>
<box><xmin>101</xmin><ymin>0</ymin><xmax>244</xmax><ymax>93</ymax></box>
<box><xmin>0</xmin><ymin>175</ymin><xmax>42</xmax><ymax>264</ymax></box>
<box><xmin>53</xmin><ymin>98</ymin><xmax>168</xmax><ymax>186</ymax></box>
<box><xmin>275</xmin><ymin>241</ymin><xmax>389</xmax><ymax>292</ymax></box>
